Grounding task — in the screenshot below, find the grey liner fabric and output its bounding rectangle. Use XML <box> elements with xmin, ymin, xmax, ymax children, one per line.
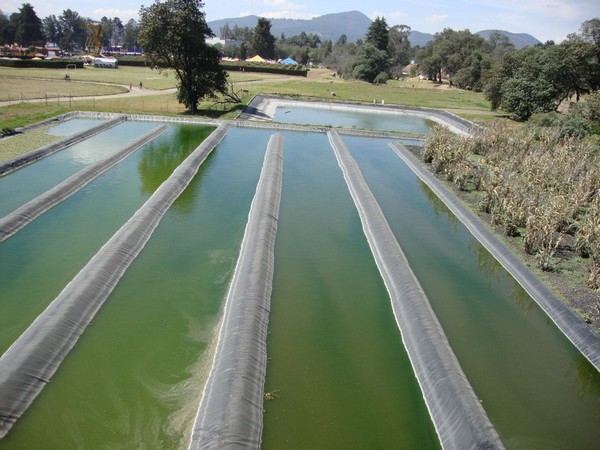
<box><xmin>189</xmin><ymin>133</ymin><xmax>283</xmax><ymax>449</ymax></box>
<box><xmin>0</xmin><ymin>125</ymin><xmax>167</xmax><ymax>242</ymax></box>
<box><xmin>0</xmin><ymin>123</ymin><xmax>229</xmax><ymax>439</ymax></box>
<box><xmin>389</xmin><ymin>141</ymin><xmax>600</xmax><ymax>372</ymax></box>
<box><xmin>329</xmin><ymin>131</ymin><xmax>503</xmax><ymax>450</ymax></box>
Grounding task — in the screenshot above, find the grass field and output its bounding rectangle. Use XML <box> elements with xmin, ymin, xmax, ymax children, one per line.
<box><xmin>0</xmin><ymin>66</ymin><xmax>500</xmax><ymax>129</ymax></box>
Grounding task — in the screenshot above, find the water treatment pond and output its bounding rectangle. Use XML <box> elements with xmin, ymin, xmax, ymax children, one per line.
<box><xmin>0</xmin><ymin>114</ymin><xmax>599</xmax><ymax>449</ymax></box>
<box><xmin>273</xmin><ymin>105</ymin><xmax>432</xmax><ymax>134</ymax></box>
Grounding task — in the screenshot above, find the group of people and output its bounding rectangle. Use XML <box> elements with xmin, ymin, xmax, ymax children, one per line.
<box><xmin>128</xmin><ymin>82</ymin><xmax>143</xmax><ymax>91</ymax></box>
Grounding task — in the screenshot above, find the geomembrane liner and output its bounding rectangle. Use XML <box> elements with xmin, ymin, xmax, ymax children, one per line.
<box><xmin>329</xmin><ymin>131</ymin><xmax>503</xmax><ymax>450</ymax></box>
<box><xmin>0</xmin><ymin>123</ymin><xmax>229</xmax><ymax>439</ymax></box>
<box><xmin>389</xmin><ymin>141</ymin><xmax>600</xmax><ymax>373</ymax></box>
<box><xmin>189</xmin><ymin>133</ymin><xmax>283</xmax><ymax>449</ymax></box>
<box><xmin>0</xmin><ymin>125</ymin><xmax>167</xmax><ymax>242</ymax></box>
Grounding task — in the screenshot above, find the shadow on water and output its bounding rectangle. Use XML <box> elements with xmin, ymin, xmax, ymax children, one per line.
<box><xmin>137</xmin><ymin>125</ymin><xmax>216</xmax><ymax>213</ymax></box>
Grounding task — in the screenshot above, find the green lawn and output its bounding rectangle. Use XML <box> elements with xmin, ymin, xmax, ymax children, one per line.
<box><xmin>0</xmin><ymin>66</ymin><xmax>500</xmax><ymax>129</ymax></box>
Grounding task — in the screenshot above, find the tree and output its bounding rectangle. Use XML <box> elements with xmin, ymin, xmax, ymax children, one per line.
<box><xmin>123</xmin><ymin>18</ymin><xmax>139</xmax><ymax>48</ymax></box>
<box><xmin>419</xmin><ymin>28</ymin><xmax>485</xmax><ymax>82</ymax></box>
<box><xmin>335</xmin><ymin>34</ymin><xmax>347</xmax><ymax>46</ymax></box>
<box><xmin>366</xmin><ymin>16</ymin><xmax>389</xmax><ymax>52</ymax></box>
<box><xmin>42</xmin><ymin>15</ymin><xmax>62</xmax><ymax>44</ymax></box>
<box><xmin>14</xmin><ymin>3</ymin><xmax>44</xmax><ymax>46</ymax></box>
<box><xmin>111</xmin><ymin>17</ymin><xmax>124</xmax><ymax>46</ymax></box>
<box><xmin>484</xmin><ymin>36</ymin><xmax>599</xmax><ymax>120</ymax></box>
<box><xmin>99</xmin><ymin>16</ymin><xmax>113</xmax><ymax>47</ymax></box>
<box><xmin>59</xmin><ymin>9</ymin><xmax>86</xmax><ymax>51</ymax></box>
<box><xmin>252</xmin><ymin>17</ymin><xmax>275</xmax><ymax>59</ymax></box>
<box><xmin>139</xmin><ymin>0</ymin><xmax>234</xmax><ymax>113</ymax></box>
<box><xmin>344</xmin><ymin>42</ymin><xmax>389</xmax><ymax>83</ymax></box>
<box><xmin>388</xmin><ymin>24</ymin><xmax>411</xmax><ymax>77</ymax></box>
<box><xmin>0</xmin><ymin>10</ymin><xmax>16</xmax><ymax>45</ymax></box>
<box><xmin>578</xmin><ymin>18</ymin><xmax>600</xmax><ymax>46</ymax></box>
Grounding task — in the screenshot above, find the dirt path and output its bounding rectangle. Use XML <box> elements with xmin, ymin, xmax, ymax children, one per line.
<box><xmin>0</xmin><ymin>77</ymin><xmax>299</xmax><ymax>108</ymax></box>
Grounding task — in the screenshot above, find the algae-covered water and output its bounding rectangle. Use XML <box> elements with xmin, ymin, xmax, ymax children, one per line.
<box><xmin>1</xmin><ymin>114</ymin><xmax>599</xmax><ymax>449</ymax></box>
<box><xmin>0</xmin><ymin>121</ymin><xmax>159</xmax><ymax>217</ymax></box>
<box><xmin>261</xmin><ymin>131</ymin><xmax>440</xmax><ymax>449</ymax></box>
<box><xmin>344</xmin><ymin>135</ymin><xmax>600</xmax><ymax>449</ymax></box>
<box><xmin>0</xmin><ymin>127</ymin><xmax>271</xmax><ymax>449</ymax></box>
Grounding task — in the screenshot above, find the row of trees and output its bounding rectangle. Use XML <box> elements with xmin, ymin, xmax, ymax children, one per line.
<box><xmin>214</xmin><ymin>16</ymin><xmax>412</xmax><ymax>82</ymax></box>
<box><xmin>215</xmin><ymin>14</ymin><xmax>599</xmax><ymax>121</ymax></box>
<box><xmin>403</xmin><ymin>18</ymin><xmax>599</xmax><ymax>120</ymax></box>
<box><xmin>0</xmin><ymin>3</ymin><xmax>140</xmax><ymax>52</ymax></box>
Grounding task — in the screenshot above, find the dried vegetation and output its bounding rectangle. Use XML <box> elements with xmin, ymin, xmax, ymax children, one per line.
<box><xmin>422</xmin><ymin>122</ymin><xmax>600</xmax><ymax>328</ymax></box>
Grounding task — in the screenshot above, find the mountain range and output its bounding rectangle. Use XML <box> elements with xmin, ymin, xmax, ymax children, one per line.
<box><xmin>207</xmin><ymin>10</ymin><xmax>541</xmax><ymax>49</ymax></box>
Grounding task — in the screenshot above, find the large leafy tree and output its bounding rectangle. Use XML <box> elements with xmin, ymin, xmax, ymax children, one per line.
<box><xmin>366</xmin><ymin>16</ymin><xmax>389</xmax><ymax>52</ymax></box>
<box><xmin>58</xmin><ymin>9</ymin><xmax>86</xmax><ymax>51</ymax></box>
<box><xmin>42</xmin><ymin>15</ymin><xmax>62</xmax><ymax>44</ymax></box>
<box><xmin>14</xmin><ymin>3</ymin><xmax>44</xmax><ymax>46</ymax></box>
<box><xmin>251</xmin><ymin>17</ymin><xmax>275</xmax><ymax>59</ymax></box>
<box><xmin>122</xmin><ymin>18</ymin><xmax>139</xmax><ymax>48</ymax></box>
<box><xmin>139</xmin><ymin>0</ymin><xmax>233</xmax><ymax>113</ymax></box>
<box><xmin>344</xmin><ymin>42</ymin><xmax>389</xmax><ymax>83</ymax></box>
<box><xmin>388</xmin><ymin>24</ymin><xmax>411</xmax><ymax>77</ymax></box>
<box><xmin>421</xmin><ymin>29</ymin><xmax>487</xmax><ymax>84</ymax></box>
<box><xmin>0</xmin><ymin>10</ymin><xmax>16</xmax><ymax>45</ymax></box>
<box><xmin>485</xmin><ymin>36</ymin><xmax>599</xmax><ymax>120</ymax></box>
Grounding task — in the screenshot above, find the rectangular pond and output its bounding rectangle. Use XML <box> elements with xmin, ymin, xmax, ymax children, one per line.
<box><xmin>273</xmin><ymin>105</ymin><xmax>432</xmax><ymax>134</ymax></box>
<box><xmin>0</xmin><ymin>111</ymin><xmax>598</xmax><ymax>449</ymax></box>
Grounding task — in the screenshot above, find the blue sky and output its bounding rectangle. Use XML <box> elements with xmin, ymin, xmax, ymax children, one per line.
<box><xmin>2</xmin><ymin>0</ymin><xmax>598</xmax><ymax>43</ymax></box>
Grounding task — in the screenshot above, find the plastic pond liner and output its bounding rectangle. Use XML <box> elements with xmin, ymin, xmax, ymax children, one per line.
<box><xmin>0</xmin><ymin>108</ymin><xmax>598</xmax><ymax>448</ymax></box>
<box><xmin>190</xmin><ymin>133</ymin><xmax>284</xmax><ymax>448</ymax></box>
<box><xmin>0</xmin><ymin>123</ymin><xmax>228</xmax><ymax>440</ymax></box>
<box><xmin>344</xmin><ymin>134</ymin><xmax>600</xmax><ymax>448</ymax></box>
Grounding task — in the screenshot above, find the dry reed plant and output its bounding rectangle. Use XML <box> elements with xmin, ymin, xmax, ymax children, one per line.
<box><xmin>422</xmin><ymin>121</ymin><xmax>600</xmax><ymax>276</ymax></box>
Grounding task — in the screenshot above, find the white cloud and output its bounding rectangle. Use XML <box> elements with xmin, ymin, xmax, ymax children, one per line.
<box><xmin>425</xmin><ymin>14</ymin><xmax>448</xmax><ymax>24</ymax></box>
<box><xmin>259</xmin><ymin>10</ymin><xmax>316</xmax><ymax>19</ymax></box>
<box><xmin>388</xmin><ymin>11</ymin><xmax>409</xmax><ymax>20</ymax></box>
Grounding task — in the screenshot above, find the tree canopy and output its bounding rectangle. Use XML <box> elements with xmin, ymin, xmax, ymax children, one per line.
<box><xmin>366</xmin><ymin>16</ymin><xmax>389</xmax><ymax>52</ymax></box>
<box><xmin>14</xmin><ymin>3</ymin><xmax>43</xmax><ymax>46</ymax></box>
<box><xmin>251</xmin><ymin>17</ymin><xmax>275</xmax><ymax>59</ymax></box>
<box><xmin>484</xmin><ymin>37</ymin><xmax>599</xmax><ymax>120</ymax></box>
<box><xmin>138</xmin><ymin>0</ymin><xmax>231</xmax><ymax>113</ymax></box>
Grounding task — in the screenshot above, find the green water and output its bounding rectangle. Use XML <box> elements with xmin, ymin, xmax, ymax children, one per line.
<box><xmin>2</xmin><ymin>122</ymin><xmax>599</xmax><ymax>449</ymax></box>
<box><xmin>0</xmin><ymin>121</ymin><xmax>164</xmax><ymax>217</ymax></box>
<box><xmin>345</xmin><ymin>135</ymin><xmax>600</xmax><ymax>449</ymax></box>
<box><xmin>261</xmin><ymin>131</ymin><xmax>440</xmax><ymax>449</ymax></box>
<box><xmin>0</xmin><ymin>124</ymin><xmax>214</xmax><ymax>355</ymax></box>
<box><xmin>0</xmin><ymin>127</ymin><xmax>272</xmax><ymax>449</ymax></box>
<box><xmin>273</xmin><ymin>106</ymin><xmax>432</xmax><ymax>134</ymax></box>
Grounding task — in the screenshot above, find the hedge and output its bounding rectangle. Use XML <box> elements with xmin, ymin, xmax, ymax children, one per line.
<box><xmin>117</xmin><ymin>56</ymin><xmax>307</xmax><ymax>76</ymax></box>
<box><xmin>221</xmin><ymin>61</ymin><xmax>307</xmax><ymax>77</ymax></box>
<box><xmin>0</xmin><ymin>58</ymin><xmax>84</xmax><ymax>69</ymax></box>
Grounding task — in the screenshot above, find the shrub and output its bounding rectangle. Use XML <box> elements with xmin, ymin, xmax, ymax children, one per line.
<box><xmin>374</xmin><ymin>72</ymin><xmax>389</xmax><ymax>84</ymax></box>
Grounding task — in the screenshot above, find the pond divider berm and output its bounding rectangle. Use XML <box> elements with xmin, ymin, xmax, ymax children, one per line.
<box><xmin>0</xmin><ymin>123</ymin><xmax>230</xmax><ymax>439</ymax></box>
<box><xmin>389</xmin><ymin>141</ymin><xmax>600</xmax><ymax>372</ymax></box>
<box><xmin>0</xmin><ymin>125</ymin><xmax>168</xmax><ymax>242</ymax></box>
<box><xmin>0</xmin><ymin>115</ymin><xmax>127</xmax><ymax>176</ymax></box>
<box><xmin>189</xmin><ymin>133</ymin><xmax>284</xmax><ymax>449</ymax></box>
<box><xmin>328</xmin><ymin>130</ymin><xmax>504</xmax><ymax>450</ymax></box>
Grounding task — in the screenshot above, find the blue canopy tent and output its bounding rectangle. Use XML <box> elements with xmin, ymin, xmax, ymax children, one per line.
<box><xmin>280</xmin><ymin>57</ymin><xmax>298</xmax><ymax>65</ymax></box>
